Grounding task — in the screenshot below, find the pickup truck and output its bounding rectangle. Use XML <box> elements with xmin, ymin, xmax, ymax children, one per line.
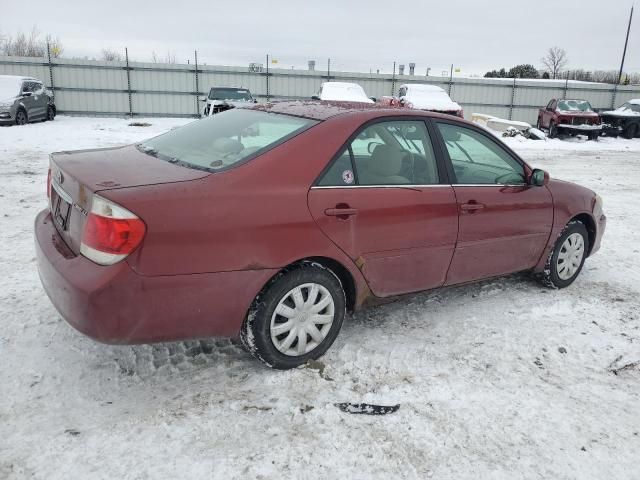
<box><xmin>378</xmin><ymin>84</ymin><xmax>463</xmax><ymax>117</ymax></box>
<box><xmin>536</xmin><ymin>99</ymin><xmax>602</xmax><ymax>140</ymax></box>
<box><xmin>600</xmin><ymin>99</ymin><xmax>640</xmax><ymax>139</ymax></box>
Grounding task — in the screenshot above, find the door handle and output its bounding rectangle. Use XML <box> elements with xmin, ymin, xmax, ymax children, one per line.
<box><xmin>324</xmin><ymin>207</ymin><xmax>358</xmax><ymax>218</ymax></box>
<box><xmin>460</xmin><ymin>202</ymin><xmax>485</xmax><ymax>213</ymax></box>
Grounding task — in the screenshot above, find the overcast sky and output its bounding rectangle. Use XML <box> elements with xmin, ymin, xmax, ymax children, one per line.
<box><xmin>1</xmin><ymin>0</ymin><xmax>637</xmax><ymax>76</ymax></box>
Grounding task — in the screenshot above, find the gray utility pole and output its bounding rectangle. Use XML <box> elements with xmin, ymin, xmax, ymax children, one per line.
<box><xmin>617</xmin><ymin>5</ymin><xmax>634</xmax><ymax>84</ymax></box>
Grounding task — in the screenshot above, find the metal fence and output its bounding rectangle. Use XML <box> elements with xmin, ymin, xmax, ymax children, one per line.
<box><xmin>1</xmin><ymin>54</ymin><xmax>639</xmax><ymax>125</ymax></box>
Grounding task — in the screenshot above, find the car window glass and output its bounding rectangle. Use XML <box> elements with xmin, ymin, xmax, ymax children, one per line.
<box><xmin>139</xmin><ymin>109</ymin><xmax>317</xmax><ymax>172</ymax></box>
<box><xmin>22</xmin><ymin>82</ymin><xmax>33</xmax><ymax>93</ymax></box>
<box><xmin>33</xmin><ymin>83</ymin><xmax>44</xmax><ymax>94</ymax></box>
<box><xmin>317</xmin><ymin>149</ymin><xmax>356</xmax><ymax>186</ymax></box>
<box><xmin>437</xmin><ymin>123</ymin><xmax>525</xmax><ymax>185</ymax></box>
<box><xmin>351</xmin><ymin>120</ymin><xmax>439</xmax><ymax>185</ymax></box>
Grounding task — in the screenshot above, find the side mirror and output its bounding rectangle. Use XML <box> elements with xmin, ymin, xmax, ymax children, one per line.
<box><xmin>369</xmin><ymin>97</ymin><xmax>377</xmax><ymax>102</ymax></box>
<box><xmin>530</xmin><ymin>168</ymin><xmax>549</xmax><ymax>187</ymax></box>
<box><xmin>311</xmin><ymin>95</ymin><xmax>320</xmax><ymax>100</ymax></box>
<box><xmin>253</xmin><ymin>98</ymin><xmax>258</xmax><ymax>103</ymax></box>
<box><xmin>200</xmin><ymin>97</ymin><xmax>207</xmax><ymax>102</ymax></box>
<box><xmin>22</xmin><ymin>91</ymin><xmax>32</xmax><ymax>97</ymax></box>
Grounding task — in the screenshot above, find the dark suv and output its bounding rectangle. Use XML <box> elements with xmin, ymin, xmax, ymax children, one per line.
<box><xmin>0</xmin><ymin>75</ymin><xmax>56</xmax><ymax>126</ymax></box>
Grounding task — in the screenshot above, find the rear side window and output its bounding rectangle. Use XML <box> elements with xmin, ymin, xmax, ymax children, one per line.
<box><xmin>139</xmin><ymin>109</ymin><xmax>317</xmax><ymax>172</ymax></box>
<box><xmin>318</xmin><ymin>149</ymin><xmax>355</xmax><ymax>186</ymax></box>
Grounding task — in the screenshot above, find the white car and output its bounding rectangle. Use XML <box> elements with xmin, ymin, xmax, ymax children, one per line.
<box><xmin>202</xmin><ymin>87</ymin><xmax>257</xmax><ymax>116</ymax></box>
<box><xmin>397</xmin><ymin>84</ymin><xmax>463</xmax><ymax>117</ymax></box>
<box><xmin>312</xmin><ymin>82</ymin><xmax>374</xmax><ymax>104</ymax></box>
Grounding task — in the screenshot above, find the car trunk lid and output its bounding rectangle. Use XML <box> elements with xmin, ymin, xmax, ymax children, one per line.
<box><xmin>49</xmin><ymin>145</ymin><xmax>209</xmax><ymax>255</ymax></box>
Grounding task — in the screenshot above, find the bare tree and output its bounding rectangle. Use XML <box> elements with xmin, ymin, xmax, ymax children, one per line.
<box><xmin>0</xmin><ymin>26</ymin><xmax>64</xmax><ymax>58</ymax></box>
<box><xmin>101</xmin><ymin>48</ymin><xmax>124</xmax><ymax>62</ymax></box>
<box><xmin>541</xmin><ymin>47</ymin><xmax>568</xmax><ymax>79</ymax></box>
<box><xmin>151</xmin><ymin>50</ymin><xmax>176</xmax><ymax>64</ymax></box>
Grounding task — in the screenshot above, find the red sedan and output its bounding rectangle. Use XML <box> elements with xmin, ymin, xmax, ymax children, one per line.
<box><xmin>35</xmin><ymin>102</ymin><xmax>606</xmax><ymax>369</ymax></box>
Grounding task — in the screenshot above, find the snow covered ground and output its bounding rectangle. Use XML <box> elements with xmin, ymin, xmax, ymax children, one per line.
<box><xmin>1</xmin><ymin>117</ymin><xmax>639</xmax><ymax>480</ymax></box>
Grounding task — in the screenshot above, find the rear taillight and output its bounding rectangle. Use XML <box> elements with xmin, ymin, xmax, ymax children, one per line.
<box><xmin>80</xmin><ymin>195</ymin><xmax>146</xmax><ymax>266</ymax></box>
<box><xmin>47</xmin><ymin>168</ymin><xmax>52</xmax><ymax>200</ymax></box>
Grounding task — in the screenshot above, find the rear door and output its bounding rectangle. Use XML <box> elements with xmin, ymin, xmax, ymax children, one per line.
<box><xmin>31</xmin><ymin>81</ymin><xmax>48</xmax><ymax>119</ymax></box>
<box><xmin>308</xmin><ymin>118</ymin><xmax>458</xmax><ymax>297</ymax></box>
<box><xmin>433</xmin><ymin>121</ymin><xmax>553</xmax><ymax>285</ymax></box>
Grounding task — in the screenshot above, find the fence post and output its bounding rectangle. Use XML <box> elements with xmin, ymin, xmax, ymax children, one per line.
<box><xmin>46</xmin><ymin>42</ymin><xmax>55</xmax><ymax>102</ymax></box>
<box><xmin>509</xmin><ymin>77</ymin><xmax>516</xmax><ymax>120</ymax></box>
<box><xmin>448</xmin><ymin>64</ymin><xmax>454</xmax><ymax>96</ymax></box>
<box><xmin>265</xmin><ymin>54</ymin><xmax>270</xmax><ymax>102</ymax></box>
<box><xmin>563</xmin><ymin>71</ymin><xmax>569</xmax><ymax>98</ymax></box>
<box><xmin>610</xmin><ymin>83</ymin><xmax>618</xmax><ymax>109</ymax></box>
<box><xmin>194</xmin><ymin>50</ymin><xmax>200</xmax><ymax>117</ymax></box>
<box><xmin>391</xmin><ymin>61</ymin><xmax>396</xmax><ymax>96</ymax></box>
<box><xmin>125</xmin><ymin>47</ymin><xmax>133</xmax><ymax>118</ymax></box>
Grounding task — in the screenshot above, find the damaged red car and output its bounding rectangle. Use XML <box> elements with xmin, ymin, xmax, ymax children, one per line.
<box><xmin>35</xmin><ymin>101</ymin><xmax>606</xmax><ymax>369</ymax></box>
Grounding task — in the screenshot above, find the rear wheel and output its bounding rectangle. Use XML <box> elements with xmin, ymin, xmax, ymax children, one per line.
<box><xmin>46</xmin><ymin>106</ymin><xmax>55</xmax><ymax>121</ymax></box>
<box><xmin>588</xmin><ymin>132</ymin><xmax>599</xmax><ymax>141</ymax></box>
<box><xmin>15</xmin><ymin>109</ymin><xmax>27</xmax><ymax>126</ymax></box>
<box><xmin>623</xmin><ymin>123</ymin><xmax>638</xmax><ymax>139</ymax></box>
<box><xmin>240</xmin><ymin>262</ymin><xmax>346</xmax><ymax>369</ymax></box>
<box><xmin>538</xmin><ymin>221</ymin><xmax>589</xmax><ymax>289</ymax></box>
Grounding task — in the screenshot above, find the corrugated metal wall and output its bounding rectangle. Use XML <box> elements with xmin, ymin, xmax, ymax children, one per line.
<box><xmin>1</xmin><ymin>55</ymin><xmax>639</xmax><ymax>124</ymax></box>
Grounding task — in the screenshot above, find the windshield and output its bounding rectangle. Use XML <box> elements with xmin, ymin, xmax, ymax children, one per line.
<box><xmin>209</xmin><ymin>88</ymin><xmax>252</xmax><ymax>101</ymax></box>
<box><xmin>138</xmin><ymin>109</ymin><xmax>317</xmax><ymax>172</ymax></box>
<box><xmin>0</xmin><ymin>76</ymin><xmax>21</xmax><ymax>98</ymax></box>
<box><xmin>618</xmin><ymin>102</ymin><xmax>640</xmax><ymax>113</ymax></box>
<box><xmin>557</xmin><ymin>100</ymin><xmax>593</xmax><ymax>112</ymax></box>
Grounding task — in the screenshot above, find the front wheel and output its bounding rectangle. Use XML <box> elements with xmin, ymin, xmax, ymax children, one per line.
<box><xmin>548</xmin><ymin>121</ymin><xmax>558</xmax><ymax>138</ymax></box>
<box><xmin>623</xmin><ymin>123</ymin><xmax>638</xmax><ymax>140</ymax></box>
<box><xmin>15</xmin><ymin>109</ymin><xmax>28</xmax><ymax>125</ymax></box>
<box><xmin>538</xmin><ymin>221</ymin><xmax>589</xmax><ymax>288</ymax></box>
<box><xmin>240</xmin><ymin>263</ymin><xmax>346</xmax><ymax>369</ymax></box>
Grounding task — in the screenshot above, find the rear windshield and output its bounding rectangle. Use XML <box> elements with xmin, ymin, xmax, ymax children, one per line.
<box><xmin>209</xmin><ymin>88</ymin><xmax>252</xmax><ymax>101</ymax></box>
<box><xmin>138</xmin><ymin>109</ymin><xmax>318</xmax><ymax>172</ymax></box>
<box><xmin>557</xmin><ymin>100</ymin><xmax>593</xmax><ymax>112</ymax></box>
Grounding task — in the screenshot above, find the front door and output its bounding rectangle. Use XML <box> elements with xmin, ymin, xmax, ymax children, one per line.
<box><xmin>308</xmin><ymin>119</ymin><xmax>458</xmax><ymax>297</ymax></box>
<box><xmin>434</xmin><ymin>121</ymin><xmax>553</xmax><ymax>285</ymax></box>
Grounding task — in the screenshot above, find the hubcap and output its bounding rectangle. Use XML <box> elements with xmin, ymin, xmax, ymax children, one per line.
<box><xmin>17</xmin><ymin>112</ymin><xmax>25</xmax><ymax>124</ymax></box>
<box><xmin>556</xmin><ymin>233</ymin><xmax>585</xmax><ymax>280</ymax></box>
<box><xmin>270</xmin><ymin>283</ymin><xmax>335</xmax><ymax>357</ymax></box>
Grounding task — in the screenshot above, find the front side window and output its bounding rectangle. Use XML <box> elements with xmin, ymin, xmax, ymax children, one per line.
<box><xmin>139</xmin><ymin>109</ymin><xmax>317</xmax><ymax>172</ymax></box>
<box><xmin>317</xmin><ymin>120</ymin><xmax>439</xmax><ymax>186</ymax></box>
<box><xmin>437</xmin><ymin>123</ymin><xmax>525</xmax><ymax>185</ymax></box>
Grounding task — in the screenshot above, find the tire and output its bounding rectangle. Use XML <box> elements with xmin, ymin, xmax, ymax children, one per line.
<box><xmin>240</xmin><ymin>262</ymin><xmax>346</xmax><ymax>369</ymax></box>
<box><xmin>623</xmin><ymin>123</ymin><xmax>638</xmax><ymax>140</ymax></box>
<box><xmin>536</xmin><ymin>116</ymin><xmax>543</xmax><ymax>130</ymax></box>
<box><xmin>15</xmin><ymin>109</ymin><xmax>28</xmax><ymax>126</ymax></box>
<box><xmin>588</xmin><ymin>132</ymin><xmax>599</xmax><ymax>141</ymax></box>
<box><xmin>46</xmin><ymin>106</ymin><xmax>55</xmax><ymax>121</ymax></box>
<box><xmin>538</xmin><ymin>221</ymin><xmax>590</xmax><ymax>289</ymax></box>
<box><xmin>548</xmin><ymin>121</ymin><xmax>557</xmax><ymax>138</ymax></box>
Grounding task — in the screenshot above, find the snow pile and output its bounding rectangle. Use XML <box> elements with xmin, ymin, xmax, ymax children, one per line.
<box><xmin>0</xmin><ymin>75</ymin><xmax>23</xmax><ymax>101</ymax></box>
<box><xmin>0</xmin><ymin>116</ymin><xmax>639</xmax><ymax>479</ymax></box>
<box><xmin>601</xmin><ymin>101</ymin><xmax>640</xmax><ymax>117</ymax></box>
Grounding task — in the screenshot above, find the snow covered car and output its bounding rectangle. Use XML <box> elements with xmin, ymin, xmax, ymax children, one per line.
<box><xmin>600</xmin><ymin>100</ymin><xmax>640</xmax><ymax>139</ymax></box>
<box><xmin>537</xmin><ymin>99</ymin><xmax>602</xmax><ymax>140</ymax></box>
<box><xmin>35</xmin><ymin>102</ymin><xmax>605</xmax><ymax>369</ymax></box>
<box><xmin>312</xmin><ymin>82</ymin><xmax>374</xmax><ymax>103</ymax></box>
<box><xmin>379</xmin><ymin>84</ymin><xmax>463</xmax><ymax>117</ymax></box>
<box><xmin>0</xmin><ymin>75</ymin><xmax>56</xmax><ymax>126</ymax></box>
<box><xmin>202</xmin><ymin>87</ymin><xmax>257</xmax><ymax>116</ymax></box>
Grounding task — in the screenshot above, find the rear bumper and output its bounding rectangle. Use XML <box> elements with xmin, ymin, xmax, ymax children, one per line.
<box><xmin>35</xmin><ymin>209</ymin><xmax>277</xmax><ymax>344</ymax></box>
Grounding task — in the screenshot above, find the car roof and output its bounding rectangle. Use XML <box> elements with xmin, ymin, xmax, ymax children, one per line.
<box><xmin>252</xmin><ymin>100</ymin><xmax>454</xmax><ymax>121</ymax></box>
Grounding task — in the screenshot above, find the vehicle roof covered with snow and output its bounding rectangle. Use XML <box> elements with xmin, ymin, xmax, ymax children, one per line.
<box><xmin>399</xmin><ymin>83</ymin><xmax>461</xmax><ymax>112</ymax></box>
<box><xmin>318</xmin><ymin>82</ymin><xmax>374</xmax><ymax>104</ymax></box>
<box><xmin>253</xmin><ymin>100</ymin><xmax>429</xmax><ymax>121</ymax></box>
